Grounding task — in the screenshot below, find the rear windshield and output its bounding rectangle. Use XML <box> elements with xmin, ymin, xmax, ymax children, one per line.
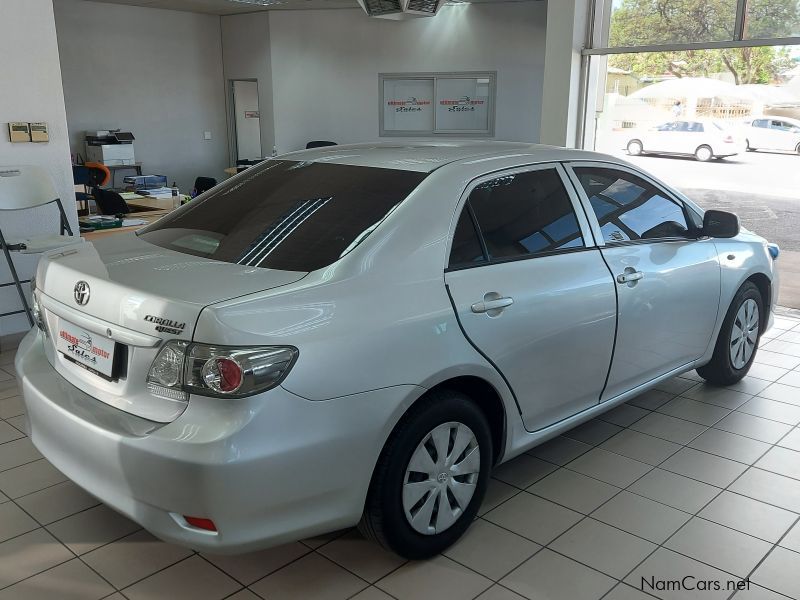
<box><xmin>138</xmin><ymin>160</ymin><xmax>427</xmax><ymax>272</ymax></box>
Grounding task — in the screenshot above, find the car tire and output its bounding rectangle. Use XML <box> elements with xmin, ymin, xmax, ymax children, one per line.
<box><xmin>697</xmin><ymin>281</ymin><xmax>763</xmax><ymax>386</ymax></box>
<box><xmin>795</xmin><ymin>143</ymin><xmax>800</xmax><ymax>155</ymax></box>
<box><xmin>746</xmin><ymin>140</ymin><xmax>755</xmax><ymax>152</ymax></box>
<box><xmin>627</xmin><ymin>140</ymin><xmax>643</xmax><ymax>156</ymax></box>
<box><xmin>695</xmin><ymin>145</ymin><xmax>713</xmax><ymax>162</ymax></box>
<box><xmin>358</xmin><ymin>389</ymin><xmax>492</xmax><ymax>559</ymax></box>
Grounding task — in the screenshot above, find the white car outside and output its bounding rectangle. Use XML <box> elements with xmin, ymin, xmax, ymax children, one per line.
<box><xmin>743</xmin><ymin>117</ymin><xmax>800</xmax><ymax>153</ymax></box>
<box><xmin>627</xmin><ymin>119</ymin><xmax>743</xmax><ymax>161</ymax></box>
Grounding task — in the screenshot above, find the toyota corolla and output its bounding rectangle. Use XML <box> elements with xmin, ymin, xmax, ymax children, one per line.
<box><xmin>16</xmin><ymin>142</ymin><xmax>779</xmax><ymax>558</ymax></box>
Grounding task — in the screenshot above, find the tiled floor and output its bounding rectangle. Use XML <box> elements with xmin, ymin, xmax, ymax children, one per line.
<box><xmin>2</xmin><ymin>315</ymin><xmax>800</xmax><ymax>599</ymax></box>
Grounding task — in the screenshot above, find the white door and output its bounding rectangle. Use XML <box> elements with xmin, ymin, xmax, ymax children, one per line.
<box><xmin>232</xmin><ymin>80</ymin><xmax>262</xmax><ymax>161</ymax></box>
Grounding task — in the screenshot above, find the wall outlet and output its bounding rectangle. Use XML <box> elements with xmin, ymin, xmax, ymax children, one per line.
<box><xmin>203</xmin><ymin>131</ymin><xmax>212</xmax><ymax>140</ymax></box>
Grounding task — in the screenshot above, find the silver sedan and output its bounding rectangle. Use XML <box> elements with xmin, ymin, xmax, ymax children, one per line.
<box><xmin>16</xmin><ymin>141</ymin><xmax>779</xmax><ymax>559</ymax></box>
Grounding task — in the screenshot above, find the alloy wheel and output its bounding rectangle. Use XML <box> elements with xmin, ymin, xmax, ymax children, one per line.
<box><xmin>730</xmin><ymin>298</ymin><xmax>759</xmax><ymax>369</ymax></box>
<box><xmin>402</xmin><ymin>421</ymin><xmax>480</xmax><ymax>535</ymax></box>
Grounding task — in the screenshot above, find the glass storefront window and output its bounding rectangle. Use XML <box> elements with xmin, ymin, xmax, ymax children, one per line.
<box><xmin>609</xmin><ymin>0</ymin><xmax>739</xmax><ymax>47</ymax></box>
<box><xmin>745</xmin><ymin>0</ymin><xmax>800</xmax><ymax>39</ymax></box>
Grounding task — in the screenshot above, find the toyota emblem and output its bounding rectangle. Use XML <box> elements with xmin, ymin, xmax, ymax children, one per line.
<box><xmin>74</xmin><ymin>281</ymin><xmax>90</xmax><ymax>306</ymax></box>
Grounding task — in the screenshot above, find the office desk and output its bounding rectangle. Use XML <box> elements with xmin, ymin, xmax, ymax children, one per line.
<box><xmin>125</xmin><ymin>196</ymin><xmax>176</xmax><ymax>211</ymax></box>
<box><xmin>81</xmin><ymin>210</ymin><xmax>168</xmax><ymax>241</ymax></box>
<box><xmin>224</xmin><ymin>167</ymin><xmax>238</xmax><ymax>176</ymax></box>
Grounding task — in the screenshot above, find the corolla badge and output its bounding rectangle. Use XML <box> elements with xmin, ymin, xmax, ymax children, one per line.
<box><xmin>74</xmin><ymin>281</ymin><xmax>90</xmax><ymax>306</ymax></box>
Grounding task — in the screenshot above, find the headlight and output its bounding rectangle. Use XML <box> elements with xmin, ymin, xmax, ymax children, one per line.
<box><xmin>146</xmin><ymin>341</ymin><xmax>297</xmax><ymax>399</ymax></box>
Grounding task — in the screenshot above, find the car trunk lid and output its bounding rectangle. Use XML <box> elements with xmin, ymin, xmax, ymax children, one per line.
<box><xmin>36</xmin><ymin>235</ymin><xmax>305</xmax><ymax>422</ymax></box>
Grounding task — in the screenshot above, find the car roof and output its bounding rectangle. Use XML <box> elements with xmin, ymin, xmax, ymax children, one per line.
<box><xmin>280</xmin><ymin>140</ymin><xmax>618</xmax><ymax>173</ymax></box>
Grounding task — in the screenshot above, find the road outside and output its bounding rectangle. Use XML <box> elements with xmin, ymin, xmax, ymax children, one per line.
<box><xmin>599</xmin><ymin>143</ymin><xmax>800</xmax><ymax>308</ymax></box>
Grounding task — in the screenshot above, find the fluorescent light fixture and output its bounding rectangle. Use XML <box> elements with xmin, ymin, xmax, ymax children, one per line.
<box><xmin>228</xmin><ymin>0</ymin><xmax>285</xmax><ymax>5</ymax></box>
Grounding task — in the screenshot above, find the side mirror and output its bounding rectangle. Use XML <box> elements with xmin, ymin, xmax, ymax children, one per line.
<box><xmin>702</xmin><ymin>210</ymin><xmax>739</xmax><ymax>238</ymax></box>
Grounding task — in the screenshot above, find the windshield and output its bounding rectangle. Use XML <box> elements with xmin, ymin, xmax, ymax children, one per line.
<box><xmin>139</xmin><ymin>160</ymin><xmax>427</xmax><ymax>272</ymax></box>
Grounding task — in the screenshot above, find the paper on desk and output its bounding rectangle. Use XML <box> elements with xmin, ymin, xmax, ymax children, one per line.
<box><xmin>121</xmin><ymin>218</ymin><xmax>147</xmax><ymax>226</ymax></box>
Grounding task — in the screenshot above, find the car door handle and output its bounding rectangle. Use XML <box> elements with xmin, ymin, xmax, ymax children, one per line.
<box><xmin>617</xmin><ymin>271</ymin><xmax>644</xmax><ymax>284</ymax></box>
<box><xmin>471</xmin><ymin>297</ymin><xmax>514</xmax><ymax>313</ymax></box>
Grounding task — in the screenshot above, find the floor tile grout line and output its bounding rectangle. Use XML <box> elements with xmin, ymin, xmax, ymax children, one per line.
<box><xmin>615</xmin><ymin>434</ymin><xmax>799</xmax><ymax>598</ymax></box>
<box><xmin>727</xmin><ymin>514</ymin><xmax>800</xmax><ymax>600</ymax></box>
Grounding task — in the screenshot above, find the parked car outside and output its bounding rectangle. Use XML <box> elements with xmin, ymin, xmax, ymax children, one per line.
<box><xmin>16</xmin><ymin>142</ymin><xmax>779</xmax><ymax>559</ymax></box>
<box><xmin>742</xmin><ymin>116</ymin><xmax>800</xmax><ymax>154</ymax></box>
<box><xmin>627</xmin><ymin>119</ymin><xmax>743</xmax><ymax>161</ymax></box>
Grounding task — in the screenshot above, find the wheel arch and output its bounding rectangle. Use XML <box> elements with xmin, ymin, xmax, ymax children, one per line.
<box><xmin>423</xmin><ymin>376</ymin><xmax>507</xmax><ymax>465</ymax></box>
<box><xmin>746</xmin><ymin>272</ymin><xmax>772</xmax><ymax>333</ymax></box>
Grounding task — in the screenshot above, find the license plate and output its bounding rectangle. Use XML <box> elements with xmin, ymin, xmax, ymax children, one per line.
<box><xmin>56</xmin><ymin>320</ymin><xmax>116</xmax><ymax>377</ymax></box>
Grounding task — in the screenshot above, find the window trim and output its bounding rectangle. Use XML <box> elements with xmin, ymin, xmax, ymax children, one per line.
<box><xmin>563</xmin><ymin>161</ymin><xmax>702</xmax><ymax>247</ymax></box>
<box><xmin>444</xmin><ymin>163</ymin><xmax>598</xmax><ymax>273</ymax></box>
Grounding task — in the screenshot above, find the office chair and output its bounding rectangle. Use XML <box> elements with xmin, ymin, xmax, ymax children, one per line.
<box><xmin>0</xmin><ymin>166</ymin><xmax>83</xmax><ymax>327</ymax></box>
<box><xmin>93</xmin><ymin>188</ymin><xmax>130</xmax><ymax>215</ymax></box>
<box><xmin>73</xmin><ymin>163</ymin><xmax>112</xmax><ymax>216</ymax></box>
<box><xmin>192</xmin><ymin>177</ymin><xmax>217</xmax><ymax>197</ymax></box>
<box><xmin>306</xmin><ymin>141</ymin><xmax>337</xmax><ymax>149</ymax></box>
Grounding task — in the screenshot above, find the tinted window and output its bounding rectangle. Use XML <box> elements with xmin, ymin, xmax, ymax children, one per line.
<box><xmin>449</xmin><ymin>209</ymin><xmax>486</xmax><ymax>268</ymax></box>
<box><xmin>139</xmin><ymin>161</ymin><xmax>426</xmax><ymax>272</ymax></box>
<box><xmin>573</xmin><ymin>167</ymin><xmax>692</xmax><ymax>243</ymax></box>
<box><xmin>753</xmin><ymin>119</ymin><xmax>768</xmax><ymax>128</ymax></box>
<box><xmin>466</xmin><ymin>169</ymin><xmax>584</xmax><ymax>261</ymax></box>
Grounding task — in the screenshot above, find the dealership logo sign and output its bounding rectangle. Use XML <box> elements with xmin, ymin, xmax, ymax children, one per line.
<box><xmin>440</xmin><ymin>96</ymin><xmax>485</xmax><ymax>112</ymax></box>
<box><xmin>387</xmin><ymin>97</ymin><xmax>431</xmax><ymax>113</ymax></box>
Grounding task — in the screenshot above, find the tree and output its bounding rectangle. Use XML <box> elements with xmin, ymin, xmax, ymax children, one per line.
<box><xmin>608</xmin><ymin>0</ymin><xmax>798</xmax><ymax>84</ymax></box>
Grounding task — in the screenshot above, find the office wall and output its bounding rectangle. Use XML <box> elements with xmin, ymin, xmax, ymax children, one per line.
<box><xmin>264</xmin><ymin>4</ymin><xmax>546</xmax><ymax>152</ymax></box>
<box><xmin>0</xmin><ymin>0</ymin><xmax>76</xmax><ymax>338</ymax></box>
<box><xmin>53</xmin><ymin>0</ymin><xmax>229</xmax><ymax>191</ymax></box>
<box><xmin>221</xmin><ymin>12</ymin><xmax>275</xmax><ymax>159</ymax></box>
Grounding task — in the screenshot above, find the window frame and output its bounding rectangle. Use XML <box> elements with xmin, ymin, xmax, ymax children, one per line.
<box><xmin>445</xmin><ymin>163</ymin><xmax>598</xmax><ymax>272</ymax></box>
<box><xmin>563</xmin><ymin>161</ymin><xmax>704</xmax><ymax>247</ymax></box>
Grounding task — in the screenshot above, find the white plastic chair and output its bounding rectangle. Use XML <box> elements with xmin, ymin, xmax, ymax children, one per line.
<box><xmin>0</xmin><ymin>166</ymin><xmax>83</xmax><ymax>326</ymax></box>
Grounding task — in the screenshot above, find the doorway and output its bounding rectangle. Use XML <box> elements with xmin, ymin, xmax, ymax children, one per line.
<box><xmin>230</xmin><ymin>79</ymin><xmax>262</xmax><ymax>162</ymax></box>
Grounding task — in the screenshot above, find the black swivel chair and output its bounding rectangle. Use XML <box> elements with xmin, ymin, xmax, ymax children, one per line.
<box><xmin>93</xmin><ymin>188</ymin><xmax>130</xmax><ymax>215</ymax></box>
<box><xmin>306</xmin><ymin>141</ymin><xmax>337</xmax><ymax>149</ymax></box>
<box><xmin>192</xmin><ymin>177</ymin><xmax>217</xmax><ymax>198</ymax></box>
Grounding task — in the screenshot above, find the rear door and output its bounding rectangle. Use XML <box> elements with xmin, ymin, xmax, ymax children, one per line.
<box><xmin>566</xmin><ymin>163</ymin><xmax>721</xmax><ymax>401</ymax></box>
<box><xmin>445</xmin><ymin>164</ymin><xmax>617</xmax><ymax>432</ymax></box>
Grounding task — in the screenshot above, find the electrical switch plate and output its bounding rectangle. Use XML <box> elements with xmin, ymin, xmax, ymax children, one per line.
<box><xmin>8</xmin><ymin>122</ymin><xmax>30</xmax><ymax>143</ymax></box>
<box><xmin>29</xmin><ymin>122</ymin><xmax>49</xmax><ymax>142</ymax></box>
<box><xmin>204</xmin><ymin>131</ymin><xmax>212</xmax><ymax>140</ymax></box>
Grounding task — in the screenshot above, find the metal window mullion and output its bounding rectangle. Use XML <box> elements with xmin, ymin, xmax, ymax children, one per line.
<box><xmin>734</xmin><ymin>0</ymin><xmax>748</xmax><ymax>41</ymax></box>
<box><xmin>583</xmin><ymin>35</ymin><xmax>800</xmax><ymax>55</ymax></box>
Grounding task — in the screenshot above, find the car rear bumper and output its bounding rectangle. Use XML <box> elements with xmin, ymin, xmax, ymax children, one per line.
<box><xmin>15</xmin><ymin>329</ymin><xmax>418</xmax><ymax>553</ymax></box>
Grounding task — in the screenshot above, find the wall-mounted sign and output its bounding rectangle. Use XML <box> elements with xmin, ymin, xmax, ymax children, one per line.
<box><xmin>380</xmin><ymin>72</ymin><xmax>495</xmax><ymax>137</ymax></box>
<box><xmin>435</xmin><ymin>78</ymin><xmax>491</xmax><ymax>133</ymax></box>
<box><xmin>382</xmin><ymin>79</ymin><xmax>434</xmax><ymax>133</ymax></box>
<box><xmin>244</xmin><ymin>111</ymin><xmax>260</xmax><ymax>119</ymax></box>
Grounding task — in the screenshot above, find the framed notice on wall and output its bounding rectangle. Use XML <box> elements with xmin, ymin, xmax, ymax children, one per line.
<box><xmin>379</xmin><ymin>72</ymin><xmax>496</xmax><ymax>137</ymax></box>
<box><xmin>382</xmin><ymin>78</ymin><xmax>434</xmax><ymax>134</ymax></box>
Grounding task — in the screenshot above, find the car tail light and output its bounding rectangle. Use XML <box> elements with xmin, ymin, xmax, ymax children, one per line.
<box><xmin>723</xmin><ymin>135</ymin><xmax>734</xmax><ymax>143</ymax></box>
<box><xmin>147</xmin><ymin>341</ymin><xmax>297</xmax><ymax>399</ymax></box>
<box><xmin>183</xmin><ymin>516</ymin><xmax>217</xmax><ymax>532</ymax></box>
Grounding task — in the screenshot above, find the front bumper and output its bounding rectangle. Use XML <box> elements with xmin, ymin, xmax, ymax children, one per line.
<box><xmin>15</xmin><ymin>329</ymin><xmax>418</xmax><ymax>553</ymax></box>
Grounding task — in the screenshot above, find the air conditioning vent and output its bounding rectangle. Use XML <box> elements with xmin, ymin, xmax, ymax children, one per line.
<box><xmin>357</xmin><ymin>0</ymin><xmax>443</xmax><ymax>19</ymax></box>
<box><xmin>363</xmin><ymin>0</ymin><xmax>402</xmax><ymax>15</ymax></box>
<box><xmin>407</xmin><ymin>0</ymin><xmax>439</xmax><ymax>12</ymax></box>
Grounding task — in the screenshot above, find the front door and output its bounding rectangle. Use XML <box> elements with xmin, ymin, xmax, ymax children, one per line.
<box><xmin>445</xmin><ymin>164</ymin><xmax>617</xmax><ymax>432</ymax></box>
<box><xmin>567</xmin><ymin>164</ymin><xmax>721</xmax><ymax>400</ymax></box>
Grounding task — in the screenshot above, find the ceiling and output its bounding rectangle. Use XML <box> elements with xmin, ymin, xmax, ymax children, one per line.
<box><xmin>80</xmin><ymin>0</ymin><xmax>536</xmax><ymax>15</ymax></box>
